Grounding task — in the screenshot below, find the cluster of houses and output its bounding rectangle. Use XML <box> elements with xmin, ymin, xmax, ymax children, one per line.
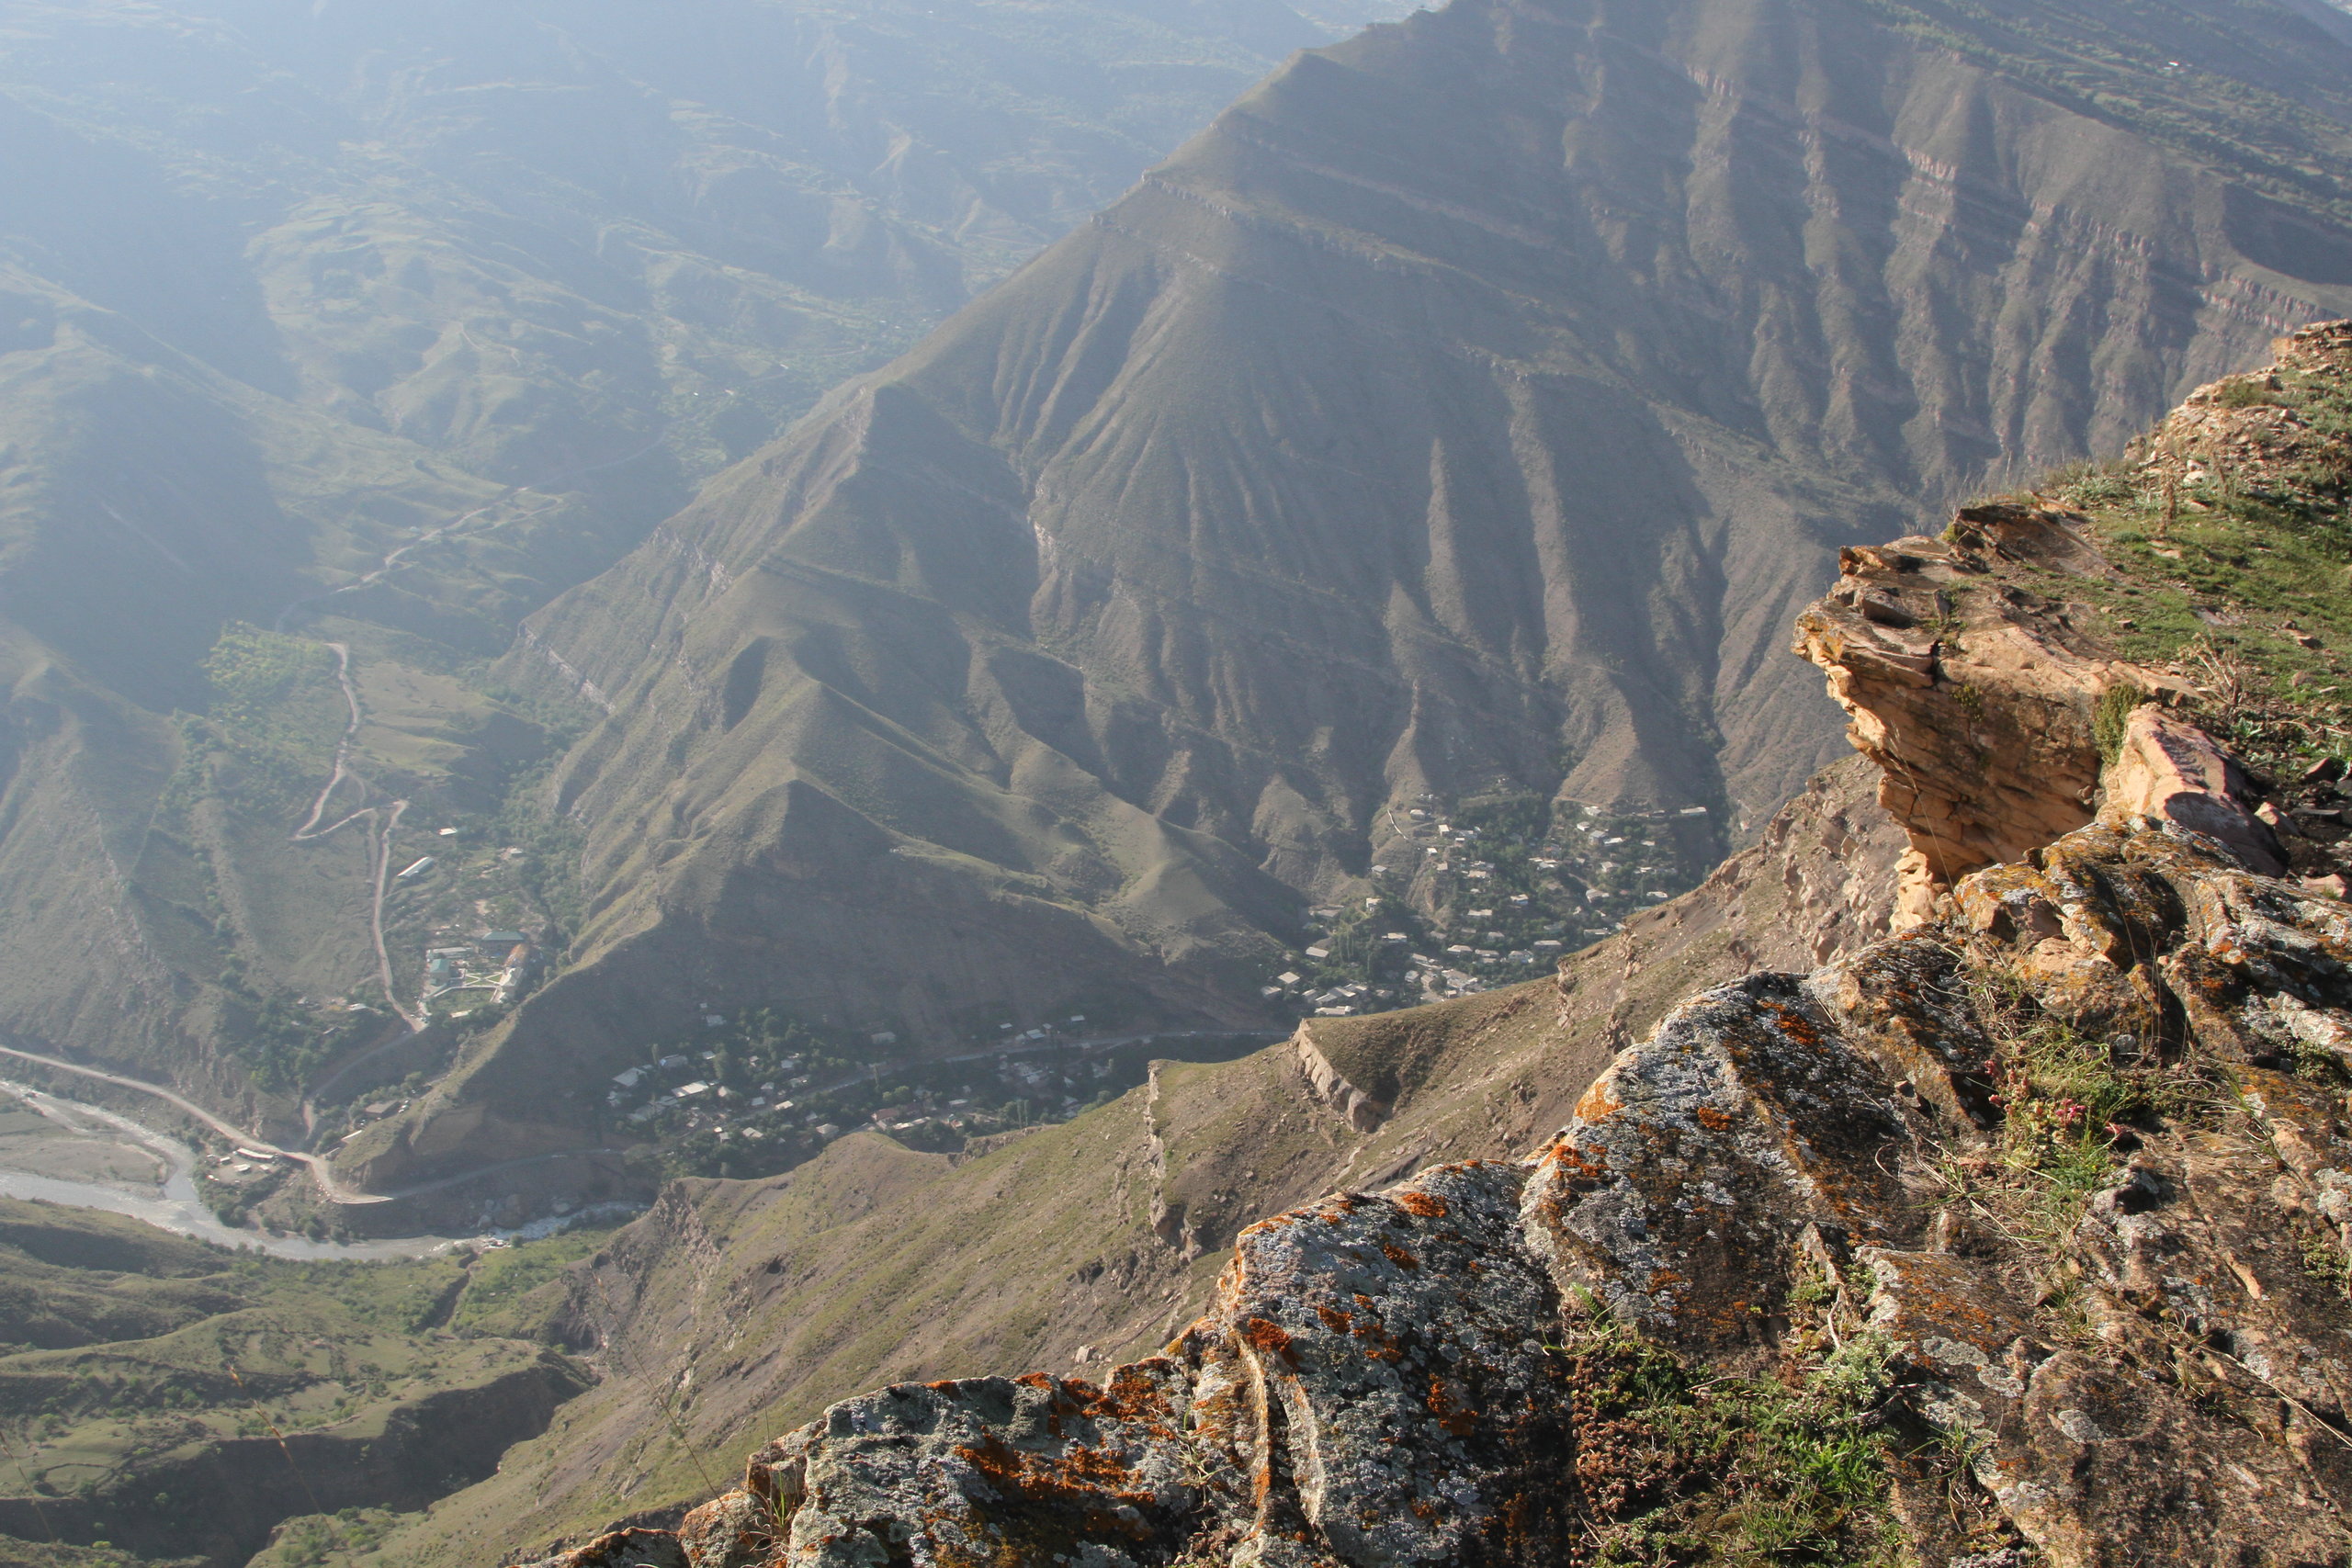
<box><xmin>422</xmin><ymin>931</ymin><xmax>537</xmax><ymax>1009</ymax></box>
<box><xmin>1260</xmin><ymin>798</ymin><xmax>1719</xmax><ymax>1019</ymax></box>
<box><xmin>600</xmin><ymin>1014</ymin><xmax>1135</xmax><ymax>1170</ymax></box>
<box><xmin>208</xmin><ymin>1144</ymin><xmax>285</xmax><ymax>1185</ymax></box>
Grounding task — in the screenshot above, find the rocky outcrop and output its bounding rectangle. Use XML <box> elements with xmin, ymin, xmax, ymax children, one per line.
<box><xmin>532</xmin><ymin>785</ymin><xmax>2352</xmax><ymax>1568</ymax></box>
<box><xmin>526</xmin><ymin>1530</ymin><xmax>688</xmax><ymax>1568</ymax></box>
<box><xmin>1797</xmin><ymin>317</ymin><xmax>2352</xmax><ymax>931</ymax></box>
<box><xmin>608</xmin><ymin>1159</ymin><xmax>1573</xmax><ymax>1568</ymax></box>
<box><xmin>1291</xmin><ymin>1032</ymin><xmax>1391</xmax><ymax>1134</ymax></box>
<box><xmin>514</xmin><ymin>329</ymin><xmax>2352</xmax><ymax>1568</ymax></box>
<box><xmin>2143</xmin><ymin>321</ymin><xmax>2352</xmax><ymax>518</ymax></box>
<box><xmin>1793</xmin><ymin>503</ymin><xmax>2165</xmax><ymax>926</ymax></box>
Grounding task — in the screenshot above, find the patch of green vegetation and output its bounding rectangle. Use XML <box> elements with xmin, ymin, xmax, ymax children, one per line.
<box><xmin>216</xmin><ymin>988</ymin><xmax>379</xmax><ymax>1098</ymax></box>
<box><xmin>247</xmin><ymin>1506</ymin><xmax>406</xmax><ymax>1568</ymax></box>
<box><xmin>0</xmin><ymin>1201</ymin><xmax>587</xmax><ymax>1566</ymax></box>
<box><xmin>2093</xmin><ymin>681</ymin><xmax>2147</xmax><ymax>763</ymax></box>
<box><xmin>1944</xmin><ymin>970</ymin><xmax>2224</xmax><ymax>1253</ymax></box>
<box><xmin>491</xmin><ymin>759</ymin><xmax>589</xmax><ymax>957</ymax></box>
<box><xmin>1555</xmin><ymin>1288</ymin><xmax>1909</xmax><ymax>1566</ymax></box>
<box><xmin>0</xmin><ymin>1535</ymin><xmax>190</xmax><ymax>1568</ymax></box>
<box><xmin>451</xmin><ymin>1228</ymin><xmax>615</xmax><ymax>1341</ymax></box>
<box><xmin>2007</xmin><ymin>366</ymin><xmax>2352</xmax><ymax>781</ymax></box>
<box><xmin>191</xmin><ymin>625</ymin><xmax>346</xmax><ymax>812</ymax></box>
<box><xmin>2297</xmin><ymin>1229</ymin><xmax>2352</xmax><ymax>1292</ymax></box>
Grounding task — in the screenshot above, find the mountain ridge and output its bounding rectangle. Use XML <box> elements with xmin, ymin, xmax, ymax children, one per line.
<box><xmin>399</xmin><ymin>0</ymin><xmax>2352</xmax><ymax>1201</ymax></box>
<box><xmin>471</xmin><ymin>315</ymin><xmax>2352</xmax><ymax>1568</ymax></box>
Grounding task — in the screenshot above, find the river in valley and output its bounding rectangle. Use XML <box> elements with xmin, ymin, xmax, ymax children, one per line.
<box><xmin>0</xmin><ymin>1077</ymin><xmax>481</xmax><ymax>1260</ymax></box>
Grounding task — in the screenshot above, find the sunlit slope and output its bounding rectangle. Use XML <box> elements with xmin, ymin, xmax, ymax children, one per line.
<box><xmin>457</xmin><ymin>0</ymin><xmax>2352</xmax><ymax>1183</ymax></box>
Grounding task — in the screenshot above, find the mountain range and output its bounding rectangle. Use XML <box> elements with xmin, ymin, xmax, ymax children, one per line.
<box><xmin>0</xmin><ymin>0</ymin><xmax>2350</xmax><ymax>1279</ymax></box>
<box><xmin>0</xmin><ymin>0</ymin><xmax>1409</xmax><ymax>1135</ymax></box>
<box><xmin>3</xmin><ymin>3</ymin><xmax>2352</xmax><ymax>1560</ymax></box>
<box><xmin>367</xmin><ymin>0</ymin><xmax>2352</xmax><ymax>1198</ymax></box>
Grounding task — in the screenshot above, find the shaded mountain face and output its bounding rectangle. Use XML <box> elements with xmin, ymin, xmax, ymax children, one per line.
<box><xmin>0</xmin><ymin>0</ymin><xmax>1395</xmax><ymax>1113</ymax></box>
<box><xmin>436</xmin><ymin>0</ymin><xmax>2352</xmax><ymax>1187</ymax></box>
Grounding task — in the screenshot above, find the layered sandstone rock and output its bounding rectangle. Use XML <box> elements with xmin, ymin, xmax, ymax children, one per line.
<box><xmin>1792</xmin><ymin>505</ymin><xmax>2165</xmax><ymax>926</ymax></box>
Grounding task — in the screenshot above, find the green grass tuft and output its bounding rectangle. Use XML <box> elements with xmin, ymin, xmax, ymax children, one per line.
<box><xmin>1555</xmin><ymin>1293</ymin><xmax>1907</xmax><ymax>1566</ymax></box>
<box><xmin>2092</xmin><ymin>682</ymin><xmax>2146</xmax><ymax>763</ymax></box>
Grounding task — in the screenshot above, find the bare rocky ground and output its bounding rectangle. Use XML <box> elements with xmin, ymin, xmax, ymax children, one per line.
<box><xmin>499</xmin><ymin>326</ymin><xmax>2352</xmax><ymax>1568</ymax></box>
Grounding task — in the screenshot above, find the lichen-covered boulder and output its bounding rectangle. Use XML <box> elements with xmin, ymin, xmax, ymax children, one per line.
<box><xmin>1184</xmin><ymin>1160</ymin><xmax>1571</xmax><ymax>1567</ymax></box>
<box><xmin>748</xmin><ymin>1362</ymin><xmax>1199</xmax><ymax>1568</ymax></box>
<box><xmin>732</xmin><ymin>1162</ymin><xmax>1574</xmax><ymax>1568</ymax></box>
<box><xmin>679</xmin><ymin>1488</ymin><xmax>780</xmax><ymax>1568</ymax></box>
<box><xmin>1519</xmin><ymin>970</ymin><xmax>1918</xmax><ymax>1351</ymax></box>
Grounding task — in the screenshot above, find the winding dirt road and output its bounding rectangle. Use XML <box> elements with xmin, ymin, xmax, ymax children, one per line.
<box><xmin>0</xmin><ymin>1043</ymin><xmax>624</xmax><ymax>1209</ymax></box>
<box><xmin>0</xmin><ymin>1042</ymin><xmax>381</xmax><ymax>1203</ymax></box>
<box><xmin>283</xmin><ymin>641</ymin><xmax>424</xmax><ymax>1032</ymax></box>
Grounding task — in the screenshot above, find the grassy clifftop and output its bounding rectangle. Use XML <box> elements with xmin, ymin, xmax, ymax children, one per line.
<box><xmin>2016</xmin><ymin>320</ymin><xmax>2352</xmax><ymax>788</ymax></box>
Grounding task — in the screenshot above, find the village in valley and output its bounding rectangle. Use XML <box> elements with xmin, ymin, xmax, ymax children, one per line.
<box><xmin>1259</xmin><ymin>791</ymin><xmax>1725</xmax><ymax>1021</ymax></box>
<box><xmin>593</xmin><ymin>1007</ymin><xmax>1269</xmax><ymax>1182</ymax></box>
<box><xmin>396</xmin><ymin>789</ymin><xmax>1725</xmax><ymax>1186</ymax></box>
<box><xmin>232</xmin><ymin>787</ymin><xmax>1726</xmax><ymax>1208</ymax></box>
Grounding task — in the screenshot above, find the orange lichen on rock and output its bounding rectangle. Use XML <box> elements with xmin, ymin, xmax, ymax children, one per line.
<box><xmin>527</xmin><ymin>324</ymin><xmax>2352</xmax><ymax>1568</ymax></box>
<box><xmin>1239</xmin><ymin>1316</ymin><xmax>1297</xmax><ymax>1364</ymax></box>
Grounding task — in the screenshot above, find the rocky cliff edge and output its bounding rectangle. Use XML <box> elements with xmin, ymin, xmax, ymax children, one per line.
<box><xmin>515</xmin><ymin>325</ymin><xmax>2352</xmax><ymax>1568</ymax></box>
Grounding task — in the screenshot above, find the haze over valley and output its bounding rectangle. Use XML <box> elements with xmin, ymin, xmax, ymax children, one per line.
<box><xmin>4</xmin><ymin>1</ymin><xmax>2352</xmax><ymax>1563</ymax></box>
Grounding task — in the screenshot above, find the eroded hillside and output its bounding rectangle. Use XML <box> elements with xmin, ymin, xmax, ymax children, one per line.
<box><xmin>423</xmin><ymin>321</ymin><xmax>2352</xmax><ymax>1567</ymax></box>
<box><xmin>409</xmin><ymin>0</ymin><xmax>2352</xmax><ymax>1203</ymax></box>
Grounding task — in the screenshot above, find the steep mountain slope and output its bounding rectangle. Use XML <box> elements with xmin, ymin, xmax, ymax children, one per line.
<box><xmin>438</xmin><ymin>0</ymin><xmax>2352</xmax><ymax>1193</ymax></box>
<box><xmin>0</xmin><ymin>0</ymin><xmax>1403</xmax><ymax>1129</ymax></box>
<box><xmin>436</xmin><ymin>320</ymin><xmax>2352</xmax><ymax>1568</ymax></box>
<box><xmin>298</xmin><ymin>754</ymin><xmax>1903</xmax><ymax>1566</ymax></box>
